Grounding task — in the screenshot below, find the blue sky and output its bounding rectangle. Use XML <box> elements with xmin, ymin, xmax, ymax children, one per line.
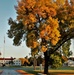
<box><xmin>0</xmin><ymin>0</ymin><xmax>31</xmax><ymax>58</ymax></box>
<box><xmin>0</xmin><ymin>0</ymin><xmax>74</xmax><ymax>58</ymax></box>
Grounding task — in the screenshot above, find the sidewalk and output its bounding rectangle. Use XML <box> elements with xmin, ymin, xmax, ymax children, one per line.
<box><xmin>0</xmin><ymin>70</ymin><xmax>3</xmax><ymax>74</ymax></box>
<box><xmin>0</xmin><ymin>69</ymin><xmax>22</xmax><ymax>75</ymax></box>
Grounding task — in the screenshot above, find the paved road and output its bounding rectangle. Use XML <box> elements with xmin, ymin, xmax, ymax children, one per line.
<box><xmin>1</xmin><ymin>69</ymin><xmax>22</xmax><ymax>75</ymax></box>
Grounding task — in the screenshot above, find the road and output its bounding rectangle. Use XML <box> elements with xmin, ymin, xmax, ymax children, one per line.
<box><xmin>1</xmin><ymin>69</ymin><xmax>22</xmax><ymax>75</ymax></box>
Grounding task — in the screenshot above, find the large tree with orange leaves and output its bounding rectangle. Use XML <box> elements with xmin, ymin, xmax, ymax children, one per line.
<box><xmin>7</xmin><ymin>0</ymin><xmax>74</xmax><ymax>74</ymax></box>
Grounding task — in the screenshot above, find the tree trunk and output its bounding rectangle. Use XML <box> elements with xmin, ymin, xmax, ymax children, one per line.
<box><xmin>34</xmin><ymin>57</ymin><xmax>37</xmax><ymax>70</ymax></box>
<box><xmin>44</xmin><ymin>51</ymin><xmax>49</xmax><ymax>74</ymax></box>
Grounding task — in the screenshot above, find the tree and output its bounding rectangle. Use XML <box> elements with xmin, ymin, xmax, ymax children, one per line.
<box><xmin>62</xmin><ymin>40</ymin><xmax>72</xmax><ymax>57</ymax></box>
<box><xmin>19</xmin><ymin>57</ymin><xmax>29</xmax><ymax>66</ymax></box>
<box><xmin>7</xmin><ymin>0</ymin><xmax>74</xmax><ymax>74</ymax></box>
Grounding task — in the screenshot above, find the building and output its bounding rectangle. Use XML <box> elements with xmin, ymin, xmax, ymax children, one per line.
<box><xmin>0</xmin><ymin>58</ymin><xmax>15</xmax><ymax>66</ymax></box>
<box><xmin>0</xmin><ymin>57</ymin><xmax>22</xmax><ymax>66</ymax></box>
<box><xmin>13</xmin><ymin>58</ymin><xmax>21</xmax><ymax>66</ymax></box>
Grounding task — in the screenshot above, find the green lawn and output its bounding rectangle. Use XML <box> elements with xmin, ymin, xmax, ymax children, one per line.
<box><xmin>51</xmin><ymin>66</ymin><xmax>74</xmax><ymax>70</ymax></box>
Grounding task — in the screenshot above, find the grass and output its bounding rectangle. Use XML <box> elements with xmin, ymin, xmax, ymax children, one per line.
<box><xmin>18</xmin><ymin>66</ymin><xmax>74</xmax><ymax>75</ymax></box>
<box><xmin>25</xmin><ymin>70</ymin><xmax>38</xmax><ymax>74</ymax></box>
<box><xmin>1</xmin><ymin>66</ymin><xmax>74</xmax><ymax>75</ymax></box>
<box><xmin>21</xmin><ymin>66</ymin><xmax>40</xmax><ymax>74</ymax></box>
<box><xmin>50</xmin><ymin>66</ymin><xmax>74</xmax><ymax>70</ymax></box>
<box><xmin>22</xmin><ymin>66</ymin><xmax>74</xmax><ymax>75</ymax></box>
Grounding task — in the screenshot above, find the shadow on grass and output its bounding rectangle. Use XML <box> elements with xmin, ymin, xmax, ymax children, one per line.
<box><xmin>26</xmin><ymin>70</ymin><xmax>38</xmax><ymax>75</ymax></box>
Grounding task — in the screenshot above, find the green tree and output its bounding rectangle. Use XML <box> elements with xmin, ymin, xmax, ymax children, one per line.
<box><xmin>7</xmin><ymin>0</ymin><xmax>74</xmax><ymax>74</ymax></box>
<box><xmin>49</xmin><ymin>40</ymin><xmax>72</xmax><ymax>68</ymax></box>
<box><xmin>62</xmin><ymin>40</ymin><xmax>72</xmax><ymax>57</ymax></box>
<box><xmin>50</xmin><ymin>52</ymin><xmax>63</xmax><ymax>68</ymax></box>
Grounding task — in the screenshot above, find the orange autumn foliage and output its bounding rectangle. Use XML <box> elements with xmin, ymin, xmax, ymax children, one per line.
<box><xmin>15</xmin><ymin>0</ymin><xmax>61</xmax><ymax>53</ymax></box>
<box><xmin>40</xmin><ymin>17</ymin><xmax>60</xmax><ymax>45</ymax></box>
<box><xmin>19</xmin><ymin>58</ymin><xmax>30</xmax><ymax>65</ymax></box>
<box><xmin>41</xmin><ymin>45</ymin><xmax>47</xmax><ymax>52</ymax></box>
<box><xmin>62</xmin><ymin>56</ymin><xmax>68</xmax><ymax>61</ymax></box>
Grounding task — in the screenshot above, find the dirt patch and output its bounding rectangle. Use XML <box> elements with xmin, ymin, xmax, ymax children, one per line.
<box><xmin>57</xmin><ymin>74</ymin><xmax>74</xmax><ymax>75</ymax></box>
<box><xmin>49</xmin><ymin>73</ymin><xmax>74</xmax><ymax>75</ymax></box>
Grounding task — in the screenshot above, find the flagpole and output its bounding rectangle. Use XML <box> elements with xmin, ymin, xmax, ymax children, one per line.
<box><xmin>3</xmin><ymin>36</ymin><xmax>5</xmax><ymax>64</ymax></box>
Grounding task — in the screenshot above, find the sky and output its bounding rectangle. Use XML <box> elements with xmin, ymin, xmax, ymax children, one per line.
<box><xmin>0</xmin><ymin>0</ymin><xmax>31</xmax><ymax>58</ymax></box>
<box><xmin>0</xmin><ymin>0</ymin><xmax>74</xmax><ymax>58</ymax></box>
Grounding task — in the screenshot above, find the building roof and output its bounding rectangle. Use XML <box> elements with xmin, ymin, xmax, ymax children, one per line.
<box><xmin>0</xmin><ymin>58</ymin><xmax>15</xmax><ymax>60</ymax></box>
